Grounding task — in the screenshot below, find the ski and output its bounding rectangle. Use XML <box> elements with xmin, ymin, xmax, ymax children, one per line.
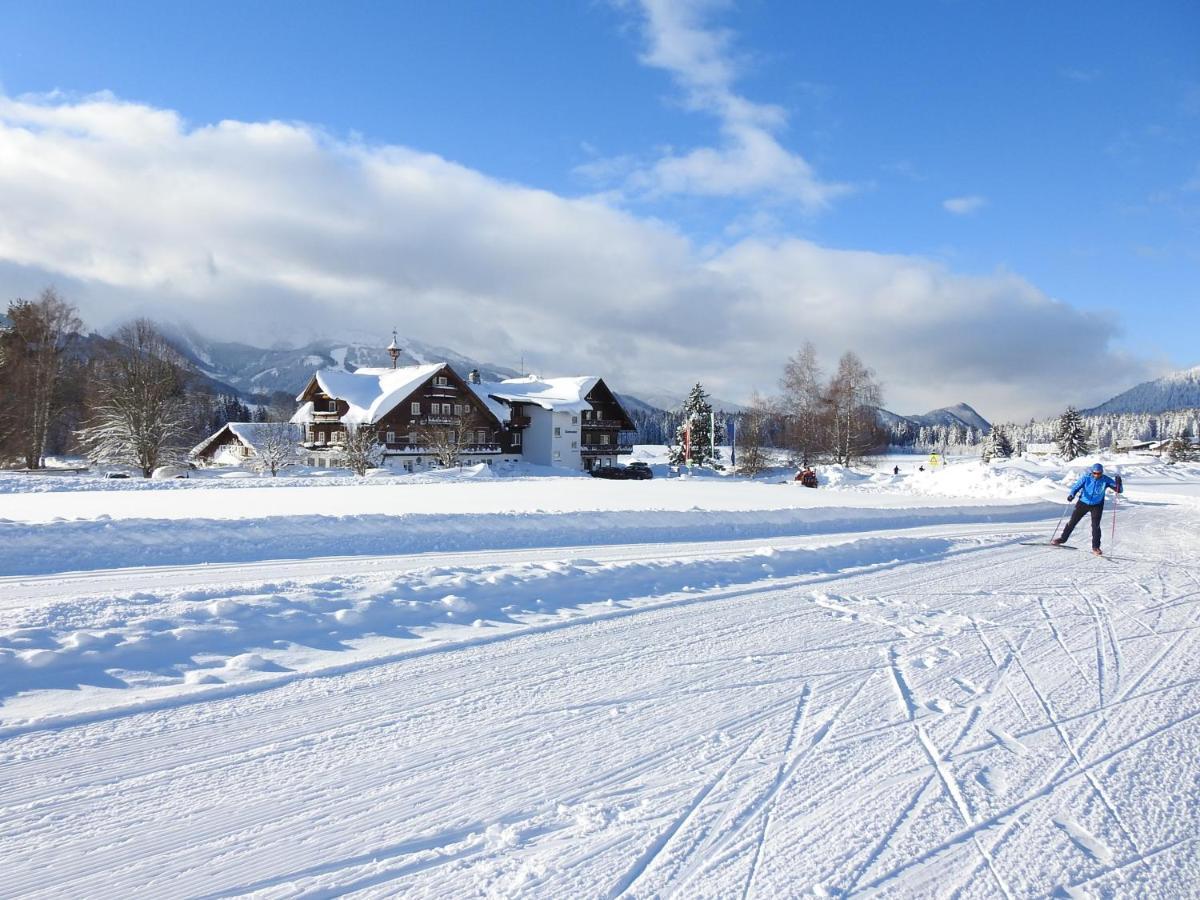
<box><xmin>1018</xmin><ymin>542</ymin><xmax>1077</xmax><ymax>550</ymax></box>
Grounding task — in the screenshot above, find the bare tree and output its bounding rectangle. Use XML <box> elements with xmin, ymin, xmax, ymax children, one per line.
<box><xmin>822</xmin><ymin>351</ymin><xmax>886</xmax><ymax>466</ymax></box>
<box><xmin>735</xmin><ymin>393</ymin><xmax>776</xmax><ymax>476</ymax></box>
<box><xmin>253</xmin><ymin>422</ymin><xmax>300</xmax><ymax>476</ymax></box>
<box><xmin>414</xmin><ymin>416</ymin><xmax>474</xmax><ymax>468</ymax></box>
<box><xmin>0</xmin><ymin>288</ymin><xmax>82</xmax><ymax>468</ymax></box>
<box><xmin>76</xmin><ymin>320</ymin><xmax>191</xmax><ymax>476</ymax></box>
<box><xmin>779</xmin><ymin>342</ymin><xmax>825</xmax><ymax>467</ymax></box>
<box><xmin>339</xmin><ymin>424</ymin><xmax>383</xmax><ymax>476</ymax></box>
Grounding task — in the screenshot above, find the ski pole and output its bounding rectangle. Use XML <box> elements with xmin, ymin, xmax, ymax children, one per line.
<box><xmin>1051</xmin><ymin>496</ymin><xmax>1071</xmax><ymax>542</ymax></box>
<box><xmin>1110</xmin><ymin>491</ymin><xmax>1118</xmax><ymax>553</ymax></box>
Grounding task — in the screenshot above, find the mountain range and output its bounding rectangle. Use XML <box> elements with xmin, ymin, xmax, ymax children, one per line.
<box><xmin>17</xmin><ymin>315</ymin><xmax>1197</xmax><ymax>424</ymax></box>
<box><xmin>877</xmin><ymin>402</ymin><xmax>992</xmax><ymax>435</ymax></box>
<box><xmin>1083</xmin><ymin>365</ymin><xmax>1200</xmax><ymax>416</ymax></box>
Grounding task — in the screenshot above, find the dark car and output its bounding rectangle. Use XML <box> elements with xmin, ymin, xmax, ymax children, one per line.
<box><xmin>626</xmin><ymin>462</ymin><xmax>653</xmax><ymax>480</ymax></box>
<box><xmin>591</xmin><ymin>464</ymin><xmax>653</xmax><ymax>480</ymax></box>
<box><xmin>590</xmin><ymin>466</ymin><xmax>630</xmax><ymax>479</ymax></box>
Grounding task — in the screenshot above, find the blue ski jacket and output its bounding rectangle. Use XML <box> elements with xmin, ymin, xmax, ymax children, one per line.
<box><xmin>1068</xmin><ymin>472</ymin><xmax>1122</xmax><ymax>505</ymax></box>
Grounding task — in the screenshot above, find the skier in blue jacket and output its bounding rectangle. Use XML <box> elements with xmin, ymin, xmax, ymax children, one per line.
<box><xmin>1052</xmin><ymin>463</ymin><xmax>1123</xmax><ymax>555</ymax></box>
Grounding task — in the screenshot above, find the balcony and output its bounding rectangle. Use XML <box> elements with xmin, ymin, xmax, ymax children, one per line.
<box><xmin>582</xmin><ymin>418</ymin><xmax>625</xmax><ymax>429</ymax></box>
<box><xmin>581</xmin><ymin>443</ymin><xmax>633</xmax><ymax>455</ymax></box>
<box><xmin>382</xmin><ymin>443</ymin><xmax>503</xmax><ymax>456</ymax></box>
<box><xmin>508</xmin><ymin>414</ymin><xmax>531</xmax><ymax>428</ymax></box>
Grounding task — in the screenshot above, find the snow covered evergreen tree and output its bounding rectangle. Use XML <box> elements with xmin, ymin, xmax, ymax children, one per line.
<box><xmin>667</xmin><ymin>383</ymin><xmax>721</xmax><ymax>467</ymax></box>
<box><xmin>980</xmin><ymin>426</ymin><xmax>1013</xmax><ymax>462</ymax></box>
<box><xmin>1055</xmin><ymin>406</ymin><xmax>1091</xmax><ymax>460</ymax></box>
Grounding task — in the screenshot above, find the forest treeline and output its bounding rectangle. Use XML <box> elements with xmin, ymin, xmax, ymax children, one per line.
<box><xmin>0</xmin><ymin>289</ymin><xmax>292</xmax><ymax>471</ymax></box>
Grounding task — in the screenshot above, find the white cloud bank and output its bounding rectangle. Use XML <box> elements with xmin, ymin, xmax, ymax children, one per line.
<box><xmin>0</xmin><ymin>92</ymin><xmax>1152</xmax><ymax>420</ymax></box>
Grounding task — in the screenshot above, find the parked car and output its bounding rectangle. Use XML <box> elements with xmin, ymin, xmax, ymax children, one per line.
<box><xmin>590</xmin><ymin>466</ymin><xmax>629</xmax><ymax>479</ymax></box>
<box><xmin>592</xmin><ymin>463</ymin><xmax>653</xmax><ymax>480</ymax></box>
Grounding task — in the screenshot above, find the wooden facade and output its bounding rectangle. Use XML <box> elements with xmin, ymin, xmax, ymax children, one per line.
<box><xmin>579</xmin><ymin>379</ymin><xmax>637</xmax><ymax>469</ymax></box>
<box><xmin>296</xmin><ymin>365</ymin><xmax>521</xmax><ymax>466</ymax></box>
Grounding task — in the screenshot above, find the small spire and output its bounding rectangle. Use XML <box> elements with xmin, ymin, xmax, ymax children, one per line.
<box><xmin>387</xmin><ymin>328</ymin><xmax>401</xmax><ymax>369</ymax></box>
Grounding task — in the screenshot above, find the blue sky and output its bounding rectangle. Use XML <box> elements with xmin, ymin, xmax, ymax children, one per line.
<box><xmin>0</xmin><ymin>1</ymin><xmax>1196</xmax><ymax>418</ymax></box>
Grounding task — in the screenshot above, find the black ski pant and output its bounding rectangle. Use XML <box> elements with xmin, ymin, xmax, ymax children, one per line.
<box><xmin>1060</xmin><ymin>500</ymin><xmax>1105</xmax><ymax>549</ymax></box>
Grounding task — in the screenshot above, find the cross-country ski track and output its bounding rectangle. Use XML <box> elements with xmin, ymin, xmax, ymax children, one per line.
<box><xmin>2</xmin><ymin>495</ymin><xmax>1197</xmax><ymax>898</ymax></box>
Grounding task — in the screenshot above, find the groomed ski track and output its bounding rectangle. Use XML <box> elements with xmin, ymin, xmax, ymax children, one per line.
<box><xmin>2</xmin><ymin>503</ymin><xmax>1198</xmax><ymax>897</ymax></box>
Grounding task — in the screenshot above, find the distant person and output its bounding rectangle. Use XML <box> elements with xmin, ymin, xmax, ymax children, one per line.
<box><xmin>918</xmin><ymin>465</ymin><xmax>925</xmax><ymax>472</ymax></box>
<box><xmin>1053</xmin><ymin>463</ymin><xmax>1123</xmax><ymax>555</ymax></box>
<box><xmin>893</xmin><ymin>465</ymin><xmax>900</xmax><ymax>475</ymax></box>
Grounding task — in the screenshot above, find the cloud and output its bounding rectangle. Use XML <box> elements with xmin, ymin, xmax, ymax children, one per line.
<box><xmin>582</xmin><ymin>0</ymin><xmax>850</xmax><ymax>209</ymax></box>
<box><xmin>0</xmin><ymin>91</ymin><xmax>1153</xmax><ymax>421</ymax></box>
<box><xmin>943</xmin><ymin>195</ymin><xmax>987</xmax><ymax>215</ymax></box>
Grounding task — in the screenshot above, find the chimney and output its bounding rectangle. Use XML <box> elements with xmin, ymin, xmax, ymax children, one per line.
<box><xmin>387</xmin><ymin>329</ymin><xmax>401</xmax><ymax>369</ymax></box>
<box><xmin>468</xmin><ymin>368</ymin><xmax>481</xmax><ymax>384</ymax></box>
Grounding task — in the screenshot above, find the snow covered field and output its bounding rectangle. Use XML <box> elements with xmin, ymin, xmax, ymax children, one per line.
<box><xmin>1</xmin><ymin>454</ymin><xmax>1198</xmax><ymax>897</ymax></box>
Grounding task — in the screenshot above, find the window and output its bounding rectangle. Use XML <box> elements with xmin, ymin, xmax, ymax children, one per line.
<box><xmin>454</xmin><ymin>404</ymin><xmax>462</xmax><ymax>416</ymax></box>
<box><xmin>411</xmin><ymin>401</ymin><xmax>421</xmax><ymax>415</ymax></box>
<box><xmin>572</xmin><ymin>415</ymin><xmax>578</xmax><ymax>425</ymax></box>
<box><xmin>582</xmin><ymin>410</ymin><xmax>590</xmax><ymax>421</ymax></box>
<box><xmin>329</xmin><ymin>400</ymin><xmax>338</xmax><ymax>412</ymax></box>
<box><xmin>449</xmin><ymin>430</ymin><xmax>457</xmax><ymax>444</ymax></box>
<box><xmin>442</xmin><ymin>403</ymin><xmax>453</xmax><ymax>415</ymax></box>
<box><xmin>435</xmin><ymin>376</ymin><xmax>448</xmax><ymax>387</ymax></box>
<box><xmin>476</xmin><ymin>430</ymin><xmax>487</xmax><ymax>444</ymax></box>
<box><xmin>386</xmin><ymin>431</ymin><xmax>395</xmax><ymax>443</ymax></box>
<box><xmin>408</xmin><ymin>432</ymin><xmax>418</xmax><ymax>445</ymax></box>
<box><xmin>554</xmin><ymin>427</ymin><xmax>561</xmax><ymax>438</ymax></box>
<box><xmin>464</xmin><ymin>403</ymin><xmax>471</xmax><ymax>414</ymax></box>
<box><xmin>571</xmin><ymin>440</ymin><xmax>577</xmax><ymax>449</ymax></box>
<box><xmin>554</xmin><ymin>450</ymin><xmax>561</xmax><ymax>460</ymax></box>
<box><xmin>317</xmin><ymin>433</ymin><xmax>326</xmax><ymax>445</ymax></box>
<box><xmin>512</xmin><ymin>432</ymin><xmax>521</xmax><ymax>447</ymax></box>
<box><xmin>600</xmin><ymin>434</ymin><xmax>610</xmax><ymax>446</ymax></box>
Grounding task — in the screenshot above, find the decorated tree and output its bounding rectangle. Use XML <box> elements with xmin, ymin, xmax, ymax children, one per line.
<box><xmin>667</xmin><ymin>383</ymin><xmax>721</xmax><ymax>467</ymax></box>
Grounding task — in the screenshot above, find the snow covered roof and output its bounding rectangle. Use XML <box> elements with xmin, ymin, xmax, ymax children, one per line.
<box><xmin>190</xmin><ymin>422</ymin><xmax>301</xmax><ymax>457</ymax></box>
<box><xmin>473</xmin><ymin>375</ymin><xmax>601</xmax><ymax>415</ymax></box>
<box><xmin>298</xmin><ymin>364</ymin><xmax>446</xmax><ymax>425</ymax></box>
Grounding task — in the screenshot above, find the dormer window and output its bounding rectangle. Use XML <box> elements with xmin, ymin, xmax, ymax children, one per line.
<box><xmin>435</xmin><ymin>376</ymin><xmax>449</xmax><ymax>387</ymax></box>
<box><xmin>328</xmin><ymin>400</ymin><xmax>337</xmax><ymax>412</ymax></box>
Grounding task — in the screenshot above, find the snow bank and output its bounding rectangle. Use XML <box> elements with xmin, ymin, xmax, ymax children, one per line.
<box><xmin>0</xmin><ymin>502</ymin><xmax>1057</xmax><ymax>576</ymax></box>
<box><xmin>0</xmin><ymin>533</ymin><xmax>967</xmax><ymax>717</ymax></box>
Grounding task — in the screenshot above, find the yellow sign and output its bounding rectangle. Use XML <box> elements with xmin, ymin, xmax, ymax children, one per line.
<box><xmin>929</xmin><ymin>453</ymin><xmax>941</xmax><ymax>468</ymax></box>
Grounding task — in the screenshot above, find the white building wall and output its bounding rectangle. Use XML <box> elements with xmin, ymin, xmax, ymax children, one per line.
<box><xmin>523</xmin><ymin>408</ymin><xmax>554</xmax><ymax>466</ymax></box>
<box><xmin>557</xmin><ymin>410</ymin><xmax>583</xmax><ymax>470</ymax></box>
<box><xmin>523</xmin><ymin>408</ymin><xmax>585</xmax><ymax>469</ymax></box>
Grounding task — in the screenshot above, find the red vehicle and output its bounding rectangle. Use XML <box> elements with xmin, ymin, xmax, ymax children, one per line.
<box><xmin>795</xmin><ymin>468</ymin><xmax>818</xmax><ymax>488</ymax></box>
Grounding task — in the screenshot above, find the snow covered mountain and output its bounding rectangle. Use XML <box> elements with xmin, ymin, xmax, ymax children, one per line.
<box><xmin>1084</xmin><ymin>364</ymin><xmax>1200</xmax><ymax>415</ymax></box>
<box><xmin>877</xmin><ymin>402</ymin><xmax>991</xmax><ymax>433</ymax></box>
<box><xmin>158</xmin><ymin>324</ymin><xmax>522</xmax><ymax>398</ymax></box>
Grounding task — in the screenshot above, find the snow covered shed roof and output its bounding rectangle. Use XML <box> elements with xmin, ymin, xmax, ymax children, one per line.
<box><xmin>190</xmin><ymin>422</ymin><xmax>300</xmax><ymax>458</ymax></box>
<box><xmin>296</xmin><ymin>364</ymin><xmax>447</xmax><ymax>425</ymax></box>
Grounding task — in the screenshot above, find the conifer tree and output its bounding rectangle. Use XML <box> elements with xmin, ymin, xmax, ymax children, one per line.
<box><xmin>1055</xmin><ymin>406</ymin><xmax>1091</xmax><ymax>460</ymax></box>
<box><xmin>668</xmin><ymin>383</ymin><xmax>721</xmax><ymax>467</ymax></box>
<box><xmin>980</xmin><ymin>426</ymin><xmax>1013</xmax><ymax>461</ymax></box>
